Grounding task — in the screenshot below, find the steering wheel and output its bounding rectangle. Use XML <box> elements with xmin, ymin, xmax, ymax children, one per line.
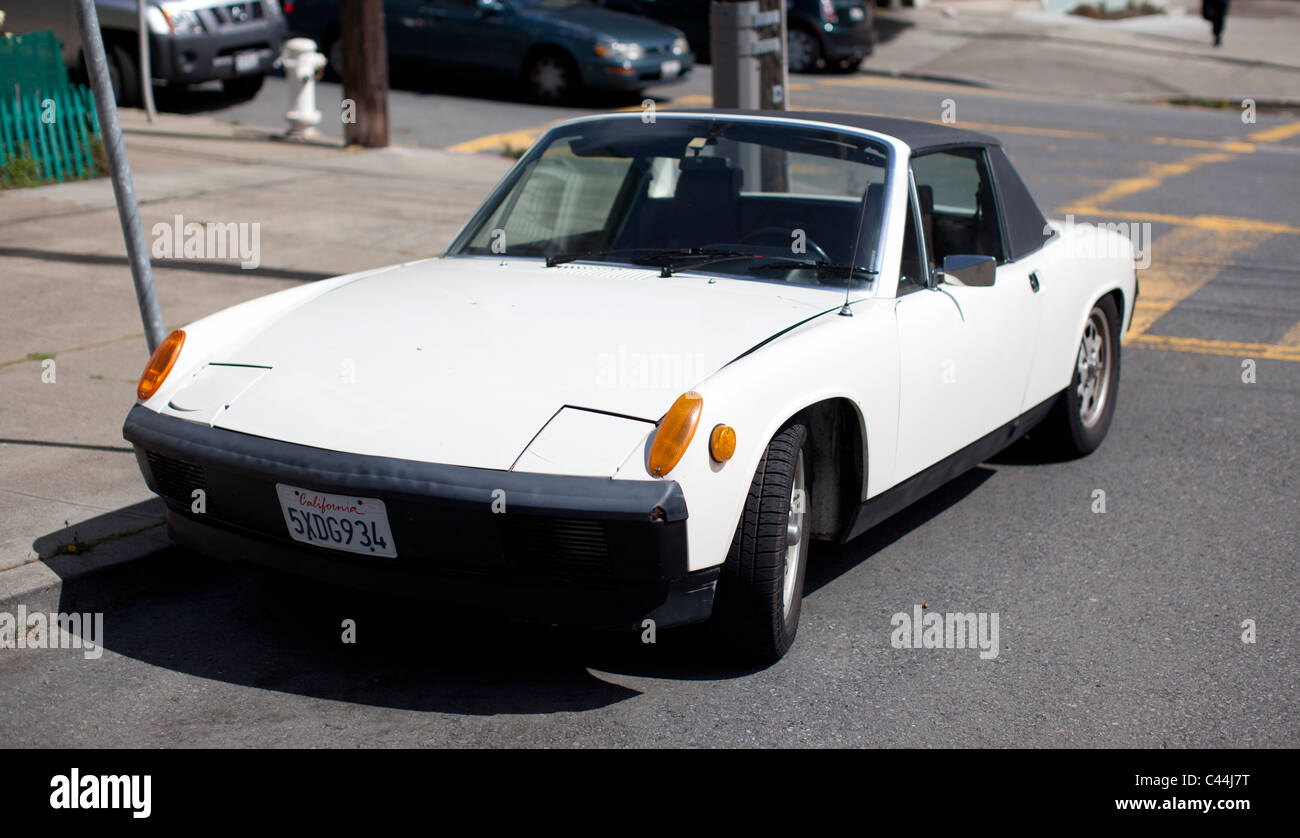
<box><xmin>739</xmin><ymin>227</ymin><xmax>832</xmax><ymax>264</ymax></box>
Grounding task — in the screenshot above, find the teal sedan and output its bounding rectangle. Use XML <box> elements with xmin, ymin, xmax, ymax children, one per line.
<box><xmin>287</xmin><ymin>0</ymin><xmax>694</xmax><ymax>103</ymax></box>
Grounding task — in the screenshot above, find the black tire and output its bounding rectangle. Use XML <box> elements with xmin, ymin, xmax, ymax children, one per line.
<box><xmin>106</xmin><ymin>42</ymin><xmax>141</xmax><ymax>108</ymax></box>
<box><xmin>1039</xmin><ymin>294</ymin><xmax>1121</xmax><ymax>457</ymax></box>
<box><xmin>322</xmin><ymin>29</ymin><xmax>344</xmax><ymax>82</ymax></box>
<box><xmin>712</xmin><ymin>420</ymin><xmax>811</xmax><ymax>663</ymax></box>
<box><xmin>786</xmin><ymin>27</ymin><xmax>823</xmax><ymax>74</ymax></box>
<box><xmin>222</xmin><ymin>73</ymin><xmax>265</xmax><ymax>101</ymax></box>
<box><xmin>524</xmin><ymin>49</ymin><xmax>578</xmax><ymax>104</ymax></box>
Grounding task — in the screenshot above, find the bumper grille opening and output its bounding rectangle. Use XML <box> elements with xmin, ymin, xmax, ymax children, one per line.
<box><xmin>145</xmin><ymin>451</ymin><xmax>207</xmax><ymax>510</ymax></box>
<box><xmin>499</xmin><ymin>517</ymin><xmax>611</xmax><ymax>574</ymax></box>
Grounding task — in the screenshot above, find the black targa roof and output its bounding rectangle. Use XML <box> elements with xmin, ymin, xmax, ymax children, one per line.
<box><xmin>646</xmin><ymin>109</ymin><xmax>1052</xmax><ymax>261</ymax></box>
<box><xmin>653</xmin><ymin>109</ymin><xmax>1001</xmax><ymax>152</ymax></box>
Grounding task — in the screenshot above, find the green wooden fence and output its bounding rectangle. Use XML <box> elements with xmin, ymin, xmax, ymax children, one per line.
<box><xmin>0</xmin><ymin>30</ymin><xmax>104</xmax><ymax>187</ymax></box>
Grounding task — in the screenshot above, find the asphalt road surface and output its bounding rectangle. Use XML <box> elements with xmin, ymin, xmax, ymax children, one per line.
<box><xmin>2</xmin><ymin>70</ymin><xmax>1297</xmax><ymax>747</ymax></box>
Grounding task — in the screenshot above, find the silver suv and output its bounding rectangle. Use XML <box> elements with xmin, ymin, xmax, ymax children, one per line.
<box><xmin>1</xmin><ymin>0</ymin><xmax>287</xmax><ymax>103</ymax></box>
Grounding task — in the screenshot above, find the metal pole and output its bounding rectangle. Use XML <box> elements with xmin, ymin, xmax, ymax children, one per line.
<box><xmin>138</xmin><ymin>0</ymin><xmax>156</xmax><ymax>122</ymax></box>
<box><xmin>74</xmin><ymin>0</ymin><xmax>165</xmax><ymax>353</ymax></box>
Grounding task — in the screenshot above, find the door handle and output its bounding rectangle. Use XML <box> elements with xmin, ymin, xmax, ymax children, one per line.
<box><xmin>1028</xmin><ymin>271</ymin><xmax>1041</xmax><ymax>293</ymax></box>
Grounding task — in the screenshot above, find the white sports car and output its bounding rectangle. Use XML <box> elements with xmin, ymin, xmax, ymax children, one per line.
<box><xmin>124</xmin><ymin>110</ymin><xmax>1136</xmax><ymax>662</ymax></box>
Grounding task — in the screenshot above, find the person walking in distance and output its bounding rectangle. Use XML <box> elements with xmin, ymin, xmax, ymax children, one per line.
<box><xmin>1203</xmin><ymin>0</ymin><xmax>1230</xmax><ymax>46</ymax></box>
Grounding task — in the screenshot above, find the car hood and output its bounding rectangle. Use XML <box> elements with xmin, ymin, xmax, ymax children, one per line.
<box><xmin>202</xmin><ymin>257</ymin><xmax>842</xmax><ymax>469</ymax></box>
<box><xmin>523</xmin><ymin>4</ymin><xmax>681</xmax><ymax>44</ymax></box>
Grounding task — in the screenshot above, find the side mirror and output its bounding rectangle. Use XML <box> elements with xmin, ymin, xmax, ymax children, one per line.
<box><xmin>938</xmin><ymin>254</ymin><xmax>996</xmax><ymax>288</ymax></box>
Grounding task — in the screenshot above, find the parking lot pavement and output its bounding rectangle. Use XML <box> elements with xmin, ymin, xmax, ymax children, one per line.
<box><xmin>1</xmin><ymin>61</ymin><xmax>1298</xmax><ymax>746</ymax></box>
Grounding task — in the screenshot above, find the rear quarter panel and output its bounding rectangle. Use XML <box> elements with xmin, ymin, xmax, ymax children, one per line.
<box><xmin>1021</xmin><ymin>223</ymin><xmax>1137</xmax><ymax>412</ymax></box>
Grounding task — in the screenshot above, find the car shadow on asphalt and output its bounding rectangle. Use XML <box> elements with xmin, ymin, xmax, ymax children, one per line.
<box><xmin>47</xmin><ymin>463</ymin><xmax>1001</xmax><ymax>714</ymax></box>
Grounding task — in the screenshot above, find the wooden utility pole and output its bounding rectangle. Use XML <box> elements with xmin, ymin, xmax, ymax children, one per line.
<box><xmin>340</xmin><ymin>0</ymin><xmax>389</xmax><ymax>148</ymax></box>
<box><xmin>758</xmin><ymin>0</ymin><xmax>786</xmax><ymax>112</ymax></box>
<box><xmin>757</xmin><ymin>0</ymin><xmax>787</xmax><ymax>192</ymax></box>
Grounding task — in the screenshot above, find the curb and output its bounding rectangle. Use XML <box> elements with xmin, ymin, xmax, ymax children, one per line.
<box><xmin>0</xmin><ymin>522</ymin><xmax>171</xmax><ymax>615</ymax></box>
<box><xmin>858</xmin><ymin>67</ymin><xmax>996</xmax><ymax>88</ymax></box>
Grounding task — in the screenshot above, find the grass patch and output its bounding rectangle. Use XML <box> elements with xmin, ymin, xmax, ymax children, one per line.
<box><xmin>26</xmin><ymin>352</ymin><xmax>55</xmax><ymax>361</ymax></box>
<box><xmin>1070</xmin><ymin>2</ymin><xmax>1164</xmax><ymax>19</ymax></box>
<box><xmin>1</xmin><ymin>135</ymin><xmax>109</xmax><ymax>190</ymax></box>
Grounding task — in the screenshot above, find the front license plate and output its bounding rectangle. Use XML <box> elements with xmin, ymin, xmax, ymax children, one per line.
<box><xmin>661</xmin><ymin>60</ymin><xmax>681</xmax><ymax>78</ymax></box>
<box><xmin>276</xmin><ymin>484</ymin><xmax>397</xmax><ymax>558</ymax></box>
<box><xmin>234</xmin><ymin>51</ymin><xmax>260</xmax><ymax>74</ymax></box>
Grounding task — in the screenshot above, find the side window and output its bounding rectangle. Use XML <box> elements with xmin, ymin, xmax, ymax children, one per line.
<box><xmin>911</xmin><ymin>148</ymin><xmax>1004</xmax><ymax>266</ymax></box>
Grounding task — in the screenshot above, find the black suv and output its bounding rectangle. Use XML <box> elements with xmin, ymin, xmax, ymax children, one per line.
<box><xmin>596</xmin><ymin>0</ymin><xmax>874</xmax><ymax>73</ymax></box>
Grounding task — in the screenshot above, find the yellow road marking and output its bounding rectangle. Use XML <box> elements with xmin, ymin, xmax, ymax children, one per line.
<box><xmin>1128</xmin><ymin>334</ymin><xmax>1300</xmax><ymax>363</ymax></box>
<box><xmin>1061</xmin><ymin>151</ymin><xmax>1237</xmax><ymax>215</ymax></box>
<box><xmin>1066</xmin><ymin>208</ymin><xmax>1300</xmax><ymax>237</ymax></box>
<box><xmin>1278</xmin><ymin>320</ymin><xmax>1300</xmax><ymax>348</ymax></box>
<box><xmin>447</xmin><ymin>126</ymin><xmax>554</xmax><ymax>154</ymax></box>
<box><xmin>788</xmin><ymin>104</ymin><xmax>1258</xmax><ymax>153</ymax></box>
<box><xmin>1246</xmin><ymin>120</ymin><xmax>1300</xmax><ymax>144</ymax></box>
<box><xmin>1124</xmin><ymin>226</ymin><xmax>1275</xmax><ymax>338</ymax></box>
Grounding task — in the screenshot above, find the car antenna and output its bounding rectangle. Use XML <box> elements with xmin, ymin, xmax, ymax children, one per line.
<box><xmin>840</xmin><ymin>181</ymin><xmax>875</xmax><ymax>317</ymax></box>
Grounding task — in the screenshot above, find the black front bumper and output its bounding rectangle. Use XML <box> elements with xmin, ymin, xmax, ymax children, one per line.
<box><xmin>123</xmin><ymin>405</ymin><xmax>716</xmax><ymax>631</ymax></box>
<box><xmin>151</xmin><ymin>26</ymin><xmax>283</xmax><ymax>86</ymax></box>
<box><xmin>820</xmin><ymin>15</ymin><xmax>875</xmax><ymax>62</ymax></box>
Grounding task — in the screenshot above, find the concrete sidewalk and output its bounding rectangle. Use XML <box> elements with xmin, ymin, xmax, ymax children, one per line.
<box><xmin>868</xmin><ymin>0</ymin><xmax>1300</xmax><ymax>101</ymax></box>
<box><xmin>0</xmin><ymin>111</ymin><xmax>512</xmax><ymax>606</ymax></box>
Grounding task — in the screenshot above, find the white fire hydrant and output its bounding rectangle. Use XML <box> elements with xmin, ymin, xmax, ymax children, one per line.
<box><xmin>281</xmin><ymin>38</ymin><xmax>327</xmax><ymax>140</ymax></box>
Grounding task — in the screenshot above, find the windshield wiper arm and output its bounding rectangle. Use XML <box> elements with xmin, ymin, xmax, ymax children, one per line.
<box><xmin>629</xmin><ymin>247</ymin><xmax>753</xmax><ymax>277</ymax></box>
<box><xmin>748</xmin><ymin>258</ymin><xmax>879</xmax><ymax>279</ymax></box>
<box><xmin>545</xmin><ymin>247</ymin><xmax>754</xmax><ymax>275</ymax></box>
<box><xmin>545</xmin><ymin>248</ymin><xmax>656</xmax><ymax>268</ymax></box>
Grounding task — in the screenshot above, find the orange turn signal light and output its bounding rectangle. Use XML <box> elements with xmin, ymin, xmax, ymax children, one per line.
<box><xmin>709</xmin><ymin>424</ymin><xmax>736</xmax><ymax>463</ymax></box>
<box><xmin>648</xmin><ymin>391</ymin><xmax>703</xmax><ymax>477</ymax></box>
<box><xmin>137</xmin><ymin>329</ymin><xmax>185</xmax><ymax>402</ymax></box>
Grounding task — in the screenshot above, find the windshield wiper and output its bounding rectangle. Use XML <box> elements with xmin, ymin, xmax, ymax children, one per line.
<box><xmin>630</xmin><ymin>247</ymin><xmax>752</xmax><ymax>277</ymax></box>
<box><xmin>747</xmin><ymin>258</ymin><xmax>879</xmax><ymax>280</ymax></box>
<box><xmin>545</xmin><ymin>248</ymin><xmax>658</xmax><ymax>268</ymax></box>
<box><xmin>546</xmin><ymin>247</ymin><xmax>753</xmax><ymax>276</ymax></box>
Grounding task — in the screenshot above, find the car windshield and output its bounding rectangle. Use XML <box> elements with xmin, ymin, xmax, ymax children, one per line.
<box><xmin>448</xmin><ymin>116</ymin><xmax>891</xmax><ymax>289</ymax></box>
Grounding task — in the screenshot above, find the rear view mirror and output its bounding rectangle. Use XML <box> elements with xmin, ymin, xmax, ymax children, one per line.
<box><xmin>939</xmin><ymin>254</ymin><xmax>996</xmax><ymax>288</ymax></box>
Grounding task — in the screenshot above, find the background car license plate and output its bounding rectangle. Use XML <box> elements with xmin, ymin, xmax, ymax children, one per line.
<box><xmin>661</xmin><ymin>60</ymin><xmax>681</xmax><ymax>78</ymax></box>
<box><xmin>275</xmin><ymin>484</ymin><xmax>397</xmax><ymax>558</ymax></box>
<box><xmin>234</xmin><ymin>52</ymin><xmax>260</xmax><ymax>74</ymax></box>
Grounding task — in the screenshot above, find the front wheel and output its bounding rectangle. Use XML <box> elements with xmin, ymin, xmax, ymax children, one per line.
<box><xmin>525</xmin><ymin>51</ymin><xmax>578</xmax><ymax>104</ymax></box>
<box><xmin>1039</xmin><ymin>295</ymin><xmax>1121</xmax><ymax>457</ymax></box>
<box><xmin>106</xmin><ymin>42</ymin><xmax>141</xmax><ymax>108</ymax></box>
<box><xmin>786</xmin><ymin>28</ymin><xmax>823</xmax><ymax>73</ymax></box>
<box><xmin>712</xmin><ymin>420</ymin><xmax>810</xmax><ymax>663</ymax></box>
<box><xmin>322</xmin><ymin>32</ymin><xmax>344</xmax><ymax>81</ymax></box>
